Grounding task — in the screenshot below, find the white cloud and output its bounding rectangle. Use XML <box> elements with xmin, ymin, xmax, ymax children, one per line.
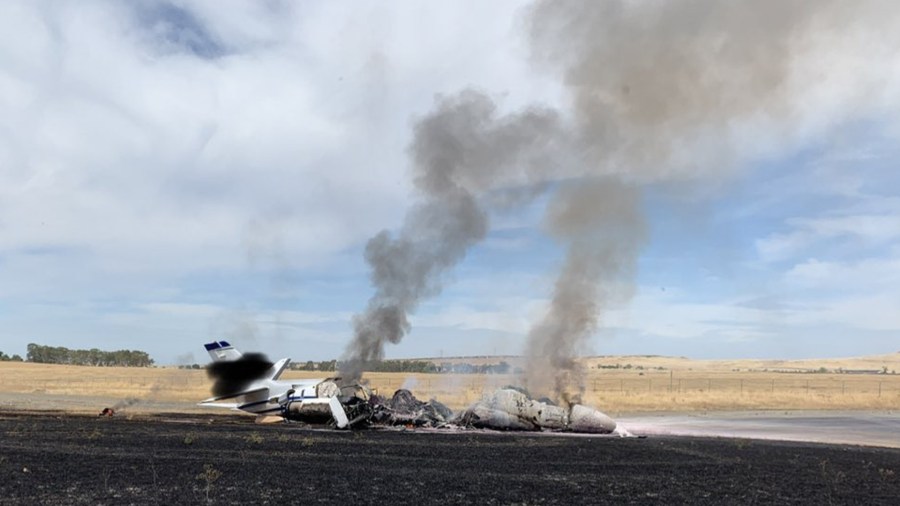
<box><xmin>785</xmin><ymin>257</ymin><xmax>900</xmax><ymax>290</ymax></box>
<box><xmin>604</xmin><ymin>289</ymin><xmax>772</xmax><ymax>342</ymax></box>
<box><xmin>0</xmin><ymin>0</ymin><xmax>550</xmax><ymax>294</ymax></box>
<box><xmin>756</xmin><ymin>214</ymin><xmax>900</xmax><ymax>262</ymax></box>
<box><xmin>413</xmin><ymin>302</ymin><xmax>541</xmax><ymax>335</ymax></box>
<box><xmin>755</xmin><ymin>230</ymin><xmax>816</xmax><ymax>263</ymax></box>
<box><xmin>799</xmin><ymin>215</ymin><xmax>900</xmax><ymax>243</ymax></box>
<box><xmin>781</xmin><ymin>293</ymin><xmax>900</xmax><ymax>332</ymax></box>
<box><xmin>138</xmin><ymin>302</ymin><xmax>221</xmax><ymax>319</ymax></box>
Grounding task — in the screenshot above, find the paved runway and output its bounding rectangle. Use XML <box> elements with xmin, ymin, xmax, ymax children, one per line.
<box><xmin>618</xmin><ymin>411</ymin><xmax>900</xmax><ymax>448</ymax></box>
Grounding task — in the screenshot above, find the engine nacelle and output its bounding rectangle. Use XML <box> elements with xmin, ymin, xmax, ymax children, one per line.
<box><xmin>286</xmin><ymin>398</ymin><xmax>334</xmax><ymax>423</ymax></box>
<box><xmin>568</xmin><ymin>404</ymin><xmax>617</xmax><ymax>433</ymax></box>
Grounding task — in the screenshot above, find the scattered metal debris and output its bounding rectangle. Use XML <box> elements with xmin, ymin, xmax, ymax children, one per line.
<box><xmin>302</xmin><ymin>386</ymin><xmax>618</xmax><ymax>434</ymax></box>
<box><xmin>369</xmin><ymin>389</ymin><xmax>453</xmax><ymax>428</ymax></box>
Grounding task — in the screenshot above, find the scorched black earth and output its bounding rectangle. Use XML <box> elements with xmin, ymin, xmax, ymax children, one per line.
<box><xmin>1</xmin><ymin>412</ymin><xmax>898</xmax><ymax>504</ymax></box>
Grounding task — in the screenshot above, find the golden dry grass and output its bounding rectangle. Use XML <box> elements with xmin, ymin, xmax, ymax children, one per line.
<box><xmin>0</xmin><ymin>362</ymin><xmax>212</xmax><ymax>401</ymax></box>
<box><xmin>579</xmin><ymin>370</ymin><xmax>900</xmax><ymax>415</ymax></box>
<box><xmin>581</xmin><ymin>352</ymin><xmax>900</xmax><ymax>373</ymax></box>
<box><xmin>435</xmin><ymin>352</ymin><xmax>900</xmax><ymax>374</ymax></box>
<box><xmin>2</xmin><ymin>356</ymin><xmax>899</xmax><ymax>413</ymax></box>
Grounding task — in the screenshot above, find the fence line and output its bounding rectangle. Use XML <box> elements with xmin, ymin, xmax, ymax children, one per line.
<box><xmin>587</xmin><ymin>378</ymin><xmax>900</xmax><ymax>397</ymax></box>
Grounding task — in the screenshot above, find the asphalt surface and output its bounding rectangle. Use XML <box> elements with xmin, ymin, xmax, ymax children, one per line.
<box><xmin>1</xmin><ymin>412</ymin><xmax>899</xmax><ymax>505</ymax></box>
<box><xmin>619</xmin><ymin>411</ymin><xmax>900</xmax><ymax>448</ymax></box>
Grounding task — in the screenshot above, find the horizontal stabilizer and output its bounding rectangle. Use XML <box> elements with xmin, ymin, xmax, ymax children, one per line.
<box><xmin>200</xmin><ymin>386</ymin><xmax>269</xmax><ymax>403</ymax></box>
<box><xmin>197</xmin><ymin>402</ymin><xmax>240</xmax><ymax>409</ymax></box>
<box><xmin>268</xmin><ymin>358</ymin><xmax>291</xmax><ymax>381</ymax></box>
<box><xmin>330</xmin><ymin>396</ymin><xmax>349</xmax><ymax>429</ymax></box>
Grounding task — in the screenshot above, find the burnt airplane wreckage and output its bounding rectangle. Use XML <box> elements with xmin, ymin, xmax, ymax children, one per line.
<box><xmin>199</xmin><ymin>341</ymin><xmax>620</xmax><ymax>434</ymax></box>
<box><xmin>289</xmin><ymin>385</ymin><xmax>618</xmax><ymax>434</ymax></box>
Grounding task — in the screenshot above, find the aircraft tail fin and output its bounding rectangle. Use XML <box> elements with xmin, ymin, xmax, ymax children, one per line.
<box><xmin>204</xmin><ymin>341</ymin><xmax>242</xmax><ymax>362</ymax></box>
<box><xmin>268</xmin><ymin>357</ymin><xmax>291</xmax><ymax>381</ymax></box>
<box><xmin>203</xmin><ymin>341</ymin><xmax>289</xmax><ymax>380</ymax></box>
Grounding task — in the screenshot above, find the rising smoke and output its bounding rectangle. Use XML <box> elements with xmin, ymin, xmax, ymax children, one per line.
<box><xmin>341</xmin><ymin>1</ymin><xmax>899</xmax><ymax>397</ymax></box>
<box><xmin>340</xmin><ymin>92</ymin><xmax>565</xmax><ymax>382</ymax></box>
<box><xmin>523</xmin><ymin>180</ymin><xmax>646</xmax><ymax>405</ymax></box>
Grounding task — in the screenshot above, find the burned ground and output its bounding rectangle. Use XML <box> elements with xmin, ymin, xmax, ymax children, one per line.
<box><xmin>1</xmin><ymin>412</ymin><xmax>898</xmax><ymax>505</ymax></box>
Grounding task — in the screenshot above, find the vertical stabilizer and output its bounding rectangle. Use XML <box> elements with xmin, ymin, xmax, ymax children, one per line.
<box><xmin>204</xmin><ymin>341</ymin><xmax>242</xmax><ymax>362</ymax></box>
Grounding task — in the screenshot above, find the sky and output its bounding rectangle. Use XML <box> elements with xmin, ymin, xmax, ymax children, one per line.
<box><xmin>1</xmin><ymin>0</ymin><xmax>899</xmax><ymax>365</ymax></box>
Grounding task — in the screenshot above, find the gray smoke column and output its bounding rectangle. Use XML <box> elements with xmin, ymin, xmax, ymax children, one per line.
<box><xmin>519</xmin><ymin>0</ymin><xmax>900</xmax><ymax>400</ymax></box>
<box><xmin>524</xmin><ymin>180</ymin><xmax>645</xmax><ymax>405</ymax></box>
<box><xmin>342</xmin><ymin>0</ymin><xmax>900</xmax><ymax>393</ymax></box>
<box><xmin>526</xmin><ymin>0</ymin><xmax>897</xmax><ymax>178</ymax></box>
<box><xmin>340</xmin><ymin>92</ymin><xmax>564</xmax><ymax>382</ymax></box>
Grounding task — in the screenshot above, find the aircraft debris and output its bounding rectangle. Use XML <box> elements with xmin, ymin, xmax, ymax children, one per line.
<box><xmin>454</xmin><ymin>388</ymin><xmax>617</xmax><ymax>433</ymax></box>
<box><xmin>368</xmin><ymin>389</ymin><xmax>453</xmax><ymax>428</ymax></box>
<box><xmin>198</xmin><ymin>342</ymin><xmax>620</xmax><ymax>434</ymax></box>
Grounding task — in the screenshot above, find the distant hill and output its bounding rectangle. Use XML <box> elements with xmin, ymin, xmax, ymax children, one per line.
<box><xmin>406</xmin><ymin>352</ymin><xmax>900</xmax><ymax>374</ymax></box>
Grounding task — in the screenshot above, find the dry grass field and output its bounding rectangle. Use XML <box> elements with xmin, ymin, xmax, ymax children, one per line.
<box><xmin>1</xmin><ymin>353</ymin><xmax>899</xmax><ymax>414</ymax></box>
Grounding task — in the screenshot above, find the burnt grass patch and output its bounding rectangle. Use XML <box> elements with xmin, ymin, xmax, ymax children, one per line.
<box><xmin>1</xmin><ymin>412</ymin><xmax>898</xmax><ymax>505</ymax></box>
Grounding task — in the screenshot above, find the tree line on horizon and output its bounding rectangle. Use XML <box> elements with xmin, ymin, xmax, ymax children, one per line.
<box><xmin>25</xmin><ymin>343</ymin><xmax>155</xmax><ymax>367</ymax></box>
<box><xmin>0</xmin><ymin>351</ymin><xmax>24</xmax><ymax>362</ymax></box>
<box><xmin>173</xmin><ymin>359</ymin><xmax>513</xmax><ymax>374</ymax></box>
<box><xmin>287</xmin><ymin>359</ymin><xmax>513</xmax><ymax>375</ymax></box>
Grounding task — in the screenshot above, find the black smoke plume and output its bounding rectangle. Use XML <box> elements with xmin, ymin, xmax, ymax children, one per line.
<box><xmin>207</xmin><ymin>353</ymin><xmax>273</xmax><ymax>397</ymax></box>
